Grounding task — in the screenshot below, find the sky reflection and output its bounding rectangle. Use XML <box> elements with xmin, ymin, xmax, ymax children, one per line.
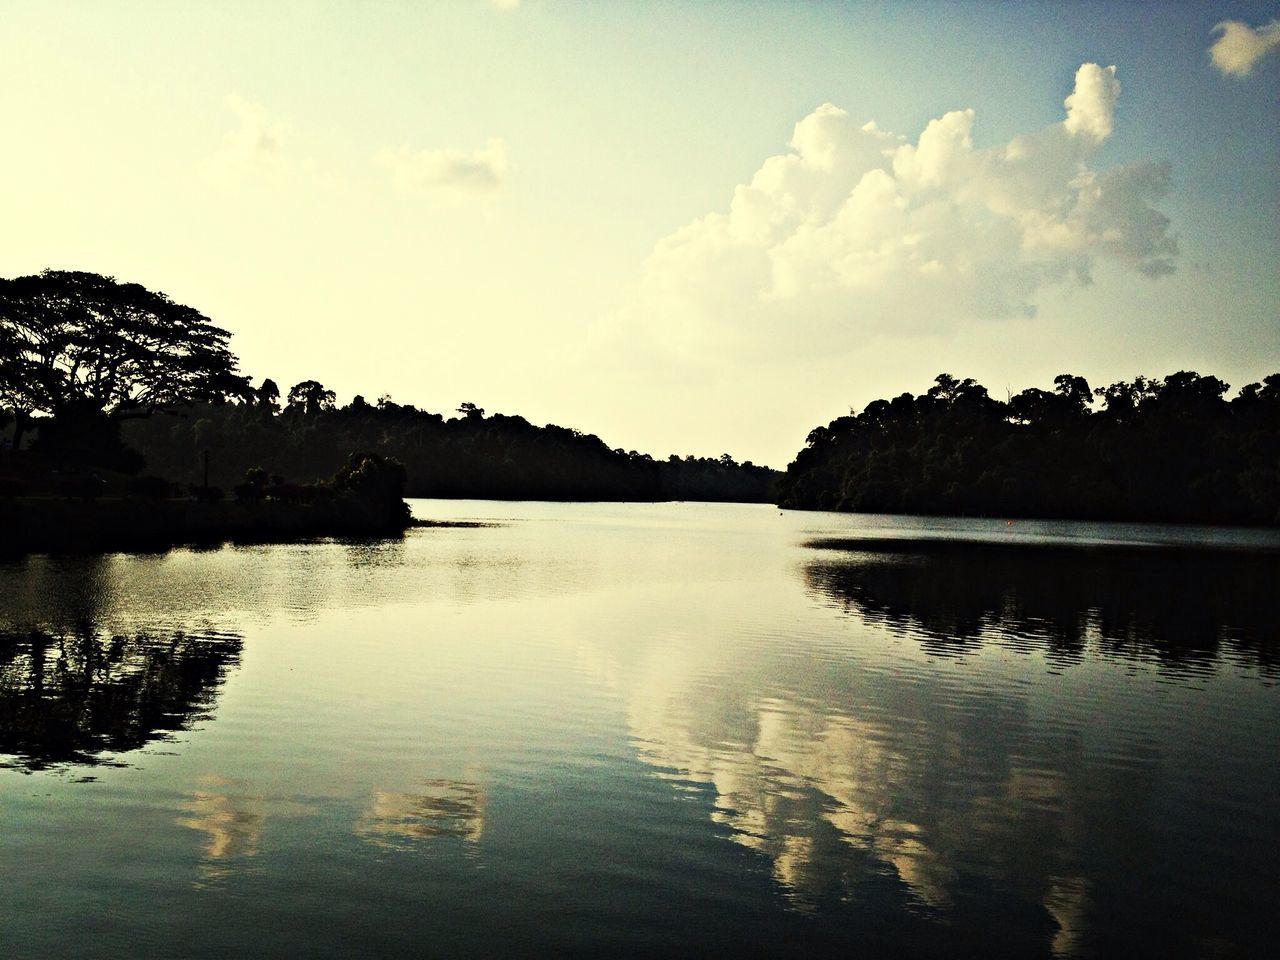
<box><xmin>355</xmin><ymin>777</ymin><xmax>487</xmax><ymax>849</ymax></box>
<box><xmin>176</xmin><ymin>776</ymin><xmax>266</xmax><ymax>886</ymax></box>
<box><xmin>0</xmin><ymin>505</ymin><xmax>1275</xmax><ymax>958</ymax></box>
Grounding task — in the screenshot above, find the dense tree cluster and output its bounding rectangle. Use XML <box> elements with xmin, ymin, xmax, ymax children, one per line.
<box><xmin>0</xmin><ymin>269</ymin><xmax>777</xmax><ymax>504</ymax></box>
<box><xmin>11</xmin><ymin>269</ymin><xmax>1274</xmax><ymax>521</ymax></box>
<box><xmin>0</xmin><ymin>270</ymin><xmax>249</xmax><ymax>470</ymax></box>
<box><xmin>121</xmin><ymin>394</ymin><xmax>779</xmax><ymax>502</ymax></box>
<box><xmin>779</xmin><ymin>372</ymin><xmax>1280</xmax><ymax>524</ymax></box>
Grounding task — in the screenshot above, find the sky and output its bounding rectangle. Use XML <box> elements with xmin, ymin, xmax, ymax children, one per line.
<box><xmin>1</xmin><ymin>1</ymin><xmax>1277</xmax><ymax>468</ymax></box>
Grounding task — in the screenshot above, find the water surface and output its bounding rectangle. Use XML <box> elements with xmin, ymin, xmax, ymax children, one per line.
<box><xmin>2</xmin><ymin>502</ymin><xmax>1276</xmax><ymax>958</ymax></box>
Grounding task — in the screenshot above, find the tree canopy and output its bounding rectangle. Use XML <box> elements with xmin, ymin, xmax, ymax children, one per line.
<box><xmin>779</xmin><ymin>371</ymin><xmax>1280</xmax><ymax>525</ymax></box>
<box><xmin>0</xmin><ymin>270</ymin><xmax>250</xmax><ymax>424</ymax></box>
<box><xmin>122</xmin><ymin>393</ymin><xmax>780</xmax><ymax>503</ymax></box>
<box><xmin>1</xmin><ymin>269</ymin><xmax>778</xmax><ymax>500</ymax></box>
<box><xmin>286</xmin><ymin>380</ymin><xmax>336</xmax><ymax>416</ymax></box>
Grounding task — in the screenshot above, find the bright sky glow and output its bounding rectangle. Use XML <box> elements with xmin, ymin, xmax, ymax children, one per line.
<box><xmin>2</xmin><ymin>1</ymin><xmax>1277</xmax><ymax>466</ymax></box>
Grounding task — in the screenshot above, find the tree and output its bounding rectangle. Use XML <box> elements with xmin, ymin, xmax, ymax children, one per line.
<box><xmin>1155</xmin><ymin>370</ymin><xmax>1229</xmax><ymax>413</ymax></box>
<box><xmin>256</xmin><ymin>378</ymin><xmax>281</xmax><ymax>412</ymax></box>
<box><xmin>285</xmin><ymin>380</ymin><xmax>336</xmax><ymax>416</ymax></box>
<box><xmin>0</xmin><ymin>322</ymin><xmax>43</xmax><ymax>449</ymax></box>
<box><xmin>1007</xmin><ymin>387</ymin><xmax>1057</xmax><ymax>426</ymax></box>
<box><xmin>927</xmin><ymin>373</ymin><xmax>961</xmax><ymax>404</ymax></box>
<box><xmin>0</xmin><ymin>269</ymin><xmax>250</xmax><ymax>453</ymax></box>
<box><xmin>1095</xmin><ymin>376</ymin><xmax>1159</xmax><ymax>422</ymax></box>
<box><xmin>1008</xmin><ymin>375</ymin><xmax>1092</xmax><ymax>427</ymax></box>
<box><xmin>1053</xmin><ymin>374</ymin><xmax>1093</xmax><ymax>415</ymax></box>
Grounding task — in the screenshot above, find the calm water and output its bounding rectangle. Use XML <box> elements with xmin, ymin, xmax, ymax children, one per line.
<box><xmin>1</xmin><ymin>501</ymin><xmax>1277</xmax><ymax>959</ymax></box>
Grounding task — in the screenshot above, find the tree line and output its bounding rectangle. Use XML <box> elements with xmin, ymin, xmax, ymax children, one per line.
<box><xmin>120</xmin><ymin>391</ymin><xmax>779</xmax><ymax>502</ymax></box>
<box><xmin>0</xmin><ymin>270</ymin><xmax>778</xmax><ymax>503</ymax></box>
<box><xmin>7</xmin><ymin>269</ymin><xmax>1275</xmax><ymax>521</ymax></box>
<box><xmin>779</xmin><ymin>372</ymin><xmax>1280</xmax><ymax>524</ymax></box>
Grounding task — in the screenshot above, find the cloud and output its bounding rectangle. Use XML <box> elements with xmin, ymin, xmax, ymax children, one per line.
<box><xmin>621</xmin><ymin>63</ymin><xmax>1176</xmax><ymax>358</ymax></box>
<box><xmin>202</xmin><ymin>95</ymin><xmax>292</xmax><ymax>187</ymax></box>
<box><xmin>1210</xmin><ymin>19</ymin><xmax>1280</xmax><ymax>77</ymax></box>
<box><xmin>375</xmin><ymin>137</ymin><xmax>510</xmax><ymax>197</ymax></box>
<box><xmin>1062</xmin><ymin>63</ymin><xmax>1120</xmax><ymax>140</ymax></box>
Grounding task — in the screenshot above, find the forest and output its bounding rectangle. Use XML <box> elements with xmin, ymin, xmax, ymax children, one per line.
<box><xmin>779</xmin><ymin>371</ymin><xmax>1280</xmax><ymax>525</ymax></box>
<box><xmin>119</xmin><ymin>393</ymin><xmax>780</xmax><ymax>503</ymax></box>
<box><xmin>4</xmin><ymin>269</ymin><xmax>1277</xmax><ymax>524</ymax></box>
<box><xmin>0</xmin><ymin>269</ymin><xmax>778</xmax><ymax>505</ymax></box>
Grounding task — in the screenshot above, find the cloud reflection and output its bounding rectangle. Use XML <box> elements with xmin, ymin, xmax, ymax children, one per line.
<box><xmin>176</xmin><ymin>777</ymin><xmax>266</xmax><ymax>885</ymax></box>
<box><xmin>355</xmin><ymin>778</ymin><xmax>486</xmax><ymax>849</ymax></box>
<box><xmin>632</xmin><ymin>694</ymin><xmax>951</xmax><ymax>910</ymax></box>
<box><xmin>616</xmin><ymin>617</ymin><xmax>1120</xmax><ymax>955</ymax></box>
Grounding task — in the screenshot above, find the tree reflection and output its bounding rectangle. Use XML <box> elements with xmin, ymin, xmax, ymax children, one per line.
<box><xmin>803</xmin><ymin>540</ymin><xmax>1280</xmax><ymax>672</ymax></box>
<box><xmin>619</xmin><ymin>540</ymin><xmax>1274</xmax><ymax>954</ymax></box>
<box><xmin>0</xmin><ymin>624</ymin><xmax>243</xmax><ymax>770</ymax></box>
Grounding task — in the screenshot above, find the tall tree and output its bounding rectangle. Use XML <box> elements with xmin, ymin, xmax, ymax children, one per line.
<box><xmin>0</xmin><ymin>269</ymin><xmax>250</xmax><ymax>444</ymax></box>
<box><xmin>285</xmin><ymin>380</ymin><xmax>336</xmax><ymax>416</ymax></box>
<box><xmin>256</xmin><ymin>378</ymin><xmax>281</xmax><ymax>412</ymax></box>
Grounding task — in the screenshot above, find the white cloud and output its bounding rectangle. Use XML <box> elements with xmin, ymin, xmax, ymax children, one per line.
<box><xmin>202</xmin><ymin>94</ymin><xmax>292</xmax><ymax>187</ymax></box>
<box><xmin>621</xmin><ymin>63</ymin><xmax>1176</xmax><ymax>359</ymax></box>
<box><xmin>376</xmin><ymin>137</ymin><xmax>510</xmax><ymax>197</ymax></box>
<box><xmin>1210</xmin><ymin>18</ymin><xmax>1280</xmax><ymax>77</ymax></box>
<box><xmin>1062</xmin><ymin>63</ymin><xmax>1120</xmax><ymax>140</ymax></box>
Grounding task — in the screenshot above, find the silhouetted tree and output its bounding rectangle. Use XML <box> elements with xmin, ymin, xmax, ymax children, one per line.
<box><xmin>1094</xmin><ymin>376</ymin><xmax>1159</xmax><ymax>422</ymax></box>
<box><xmin>1053</xmin><ymin>374</ymin><xmax>1093</xmax><ymax>415</ymax></box>
<box><xmin>0</xmin><ymin>271</ymin><xmax>250</xmax><ymax>461</ymax></box>
<box><xmin>285</xmin><ymin>380</ymin><xmax>336</xmax><ymax>416</ymax></box>
<box><xmin>4</xmin><ymin>270</ymin><xmax>783</xmax><ymax>506</ymax></box>
<box><xmin>122</xmin><ymin>396</ymin><xmax>779</xmax><ymax>504</ymax></box>
<box><xmin>0</xmin><ymin>270</ymin><xmax>249</xmax><ymax>423</ymax></box>
<box><xmin>256</xmin><ymin>378</ymin><xmax>281</xmax><ymax>412</ymax></box>
<box><xmin>0</xmin><ymin>323</ymin><xmax>42</xmax><ymax>450</ymax></box>
<box><xmin>780</xmin><ymin>371</ymin><xmax>1280</xmax><ymax>524</ymax></box>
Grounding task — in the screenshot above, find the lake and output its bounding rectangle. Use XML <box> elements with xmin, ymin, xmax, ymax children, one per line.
<box><xmin>2</xmin><ymin>501</ymin><xmax>1277</xmax><ymax>958</ymax></box>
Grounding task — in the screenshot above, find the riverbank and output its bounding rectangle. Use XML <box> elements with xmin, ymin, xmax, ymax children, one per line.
<box><xmin>0</xmin><ymin>496</ymin><xmax>414</xmax><ymax>557</ymax></box>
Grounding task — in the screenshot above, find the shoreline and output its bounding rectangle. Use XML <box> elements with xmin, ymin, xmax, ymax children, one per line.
<box><xmin>7</xmin><ymin>495</ymin><xmax>1277</xmax><ymax>560</ymax></box>
<box><xmin>0</xmin><ymin>497</ymin><xmax>415</xmax><ymax>558</ymax></box>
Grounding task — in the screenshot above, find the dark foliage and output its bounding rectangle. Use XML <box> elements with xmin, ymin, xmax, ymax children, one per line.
<box><xmin>779</xmin><ymin>371</ymin><xmax>1280</xmax><ymax>525</ymax></box>
<box><xmin>0</xmin><ymin>269</ymin><xmax>250</xmax><ymax>466</ymax></box>
<box><xmin>29</xmin><ymin>404</ymin><xmax>145</xmax><ymax>474</ymax></box>
<box><xmin>120</xmin><ymin>390</ymin><xmax>779</xmax><ymax>503</ymax></box>
<box><xmin>1</xmin><ymin>269</ymin><xmax>777</xmax><ymax>504</ymax></box>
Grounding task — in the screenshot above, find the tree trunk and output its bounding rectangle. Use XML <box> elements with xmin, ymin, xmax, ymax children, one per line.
<box><xmin>10</xmin><ymin>408</ymin><xmax>27</xmax><ymax>452</ymax></box>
